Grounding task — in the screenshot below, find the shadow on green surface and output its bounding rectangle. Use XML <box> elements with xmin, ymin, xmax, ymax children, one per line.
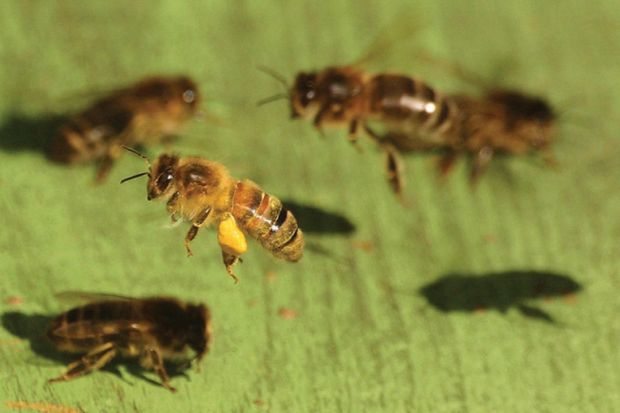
<box><xmin>282</xmin><ymin>200</ymin><xmax>356</xmax><ymax>235</ymax></box>
<box><xmin>1</xmin><ymin>311</ymin><xmax>191</xmax><ymax>390</ymax></box>
<box><xmin>0</xmin><ymin>114</ymin><xmax>66</xmax><ymax>155</ymax></box>
<box><xmin>419</xmin><ymin>270</ymin><xmax>582</xmax><ymax>323</ymax></box>
<box><xmin>1</xmin><ymin>312</ymin><xmax>73</xmax><ymax>364</ymax></box>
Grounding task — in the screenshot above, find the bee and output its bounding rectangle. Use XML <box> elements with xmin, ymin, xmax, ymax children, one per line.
<box><xmin>121</xmin><ymin>150</ymin><xmax>305</xmax><ymax>282</ymax></box>
<box><xmin>263</xmin><ymin>66</ymin><xmax>555</xmax><ymax>195</ymax></box>
<box><xmin>46</xmin><ymin>294</ymin><xmax>211</xmax><ymax>392</ymax></box>
<box><xmin>49</xmin><ymin>75</ymin><xmax>200</xmax><ymax>182</ymax></box>
<box><xmin>432</xmin><ymin>89</ymin><xmax>556</xmax><ymax>179</ymax></box>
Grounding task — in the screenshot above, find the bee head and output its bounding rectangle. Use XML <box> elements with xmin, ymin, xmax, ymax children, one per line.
<box><xmin>147</xmin><ymin>154</ymin><xmax>179</xmax><ymax>201</ymax></box>
<box><xmin>187</xmin><ymin>304</ymin><xmax>211</xmax><ymax>363</ymax></box>
<box><xmin>518</xmin><ymin>96</ymin><xmax>556</xmax><ymax>150</ymax></box>
<box><xmin>489</xmin><ymin>90</ymin><xmax>556</xmax><ymax>149</ymax></box>
<box><xmin>291</xmin><ymin>72</ymin><xmax>319</xmax><ymax>118</ymax></box>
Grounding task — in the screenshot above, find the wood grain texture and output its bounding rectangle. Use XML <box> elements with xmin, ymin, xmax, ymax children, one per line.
<box><xmin>1</xmin><ymin>1</ymin><xmax>619</xmax><ymax>412</ymax></box>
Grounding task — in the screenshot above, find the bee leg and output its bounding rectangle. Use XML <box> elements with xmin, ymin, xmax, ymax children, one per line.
<box><xmin>313</xmin><ymin>107</ymin><xmax>328</xmax><ymax>137</ymax></box>
<box><xmin>348</xmin><ymin>119</ymin><xmax>359</xmax><ymax>137</ymax></box>
<box><xmin>385</xmin><ymin>145</ymin><xmax>405</xmax><ymax>199</ymax></box>
<box><xmin>184</xmin><ymin>207</ymin><xmax>212</xmax><ymax>256</ymax></box>
<box><xmin>143</xmin><ymin>347</ymin><xmax>176</xmax><ymax>393</ymax></box>
<box><xmin>95</xmin><ymin>156</ymin><xmax>116</xmax><ymax>183</ymax></box>
<box><xmin>470</xmin><ymin>146</ymin><xmax>494</xmax><ymax>184</ymax></box>
<box><xmin>217</xmin><ymin>214</ymin><xmax>247</xmax><ymax>283</ymax></box>
<box><xmin>221</xmin><ymin>252</ymin><xmax>240</xmax><ymax>283</ymax></box>
<box><xmin>95</xmin><ymin>145</ymin><xmax>123</xmax><ymax>183</ymax></box>
<box><xmin>166</xmin><ymin>191</ymin><xmax>180</xmax><ymax>221</ymax></box>
<box><xmin>48</xmin><ymin>342</ymin><xmax>117</xmax><ymax>384</ymax></box>
<box><xmin>347</xmin><ymin>119</ymin><xmax>363</xmax><ymax>152</ymax></box>
<box><xmin>437</xmin><ymin>150</ymin><xmax>458</xmax><ymax>177</ymax></box>
<box><xmin>362</xmin><ymin>124</ymin><xmax>406</xmax><ymax>201</ymax></box>
<box><xmin>185</xmin><ymin>226</ymin><xmax>199</xmax><ymax>256</ymax></box>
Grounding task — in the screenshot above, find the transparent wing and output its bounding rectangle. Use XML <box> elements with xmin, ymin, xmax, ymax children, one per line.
<box><xmin>350</xmin><ymin>12</ymin><xmax>513</xmax><ymax>91</ymax></box>
<box><xmin>37</xmin><ymin>81</ymin><xmax>132</xmax><ymax>115</ymax></box>
<box><xmin>54</xmin><ymin>291</ymin><xmax>138</xmax><ymax>307</ymax></box>
<box><xmin>350</xmin><ymin>10</ymin><xmax>429</xmax><ymax>69</ymax></box>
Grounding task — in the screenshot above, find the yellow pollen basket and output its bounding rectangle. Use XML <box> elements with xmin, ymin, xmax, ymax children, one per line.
<box><xmin>217</xmin><ymin>214</ymin><xmax>248</xmax><ymax>256</ymax></box>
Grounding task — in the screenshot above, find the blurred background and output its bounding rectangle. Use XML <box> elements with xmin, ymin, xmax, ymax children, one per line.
<box><xmin>0</xmin><ymin>1</ymin><xmax>619</xmax><ymax>412</ymax></box>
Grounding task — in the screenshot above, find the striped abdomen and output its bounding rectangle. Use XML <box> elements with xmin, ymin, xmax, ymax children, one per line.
<box><xmin>367</xmin><ymin>74</ymin><xmax>458</xmax><ymax>147</ymax></box>
<box><xmin>47</xmin><ymin>301</ymin><xmax>134</xmax><ymax>352</ymax></box>
<box><xmin>49</xmin><ymin>103</ymin><xmax>133</xmax><ymax>163</ymax></box>
<box><xmin>231</xmin><ymin>180</ymin><xmax>304</xmax><ymax>262</ymax></box>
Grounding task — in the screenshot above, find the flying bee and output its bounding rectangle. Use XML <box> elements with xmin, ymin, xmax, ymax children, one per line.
<box><xmin>49</xmin><ymin>75</ymin><xmax>200</xmax><ymax>182</ymax></box>
<box><xmin>121</xmin><ymin>150</ymin><xmax>305</xmax><ymax>282</ymax></box>
<box><xmin>261</xmin><ymin>66</ymin><xmax>555</xmax><ymax>196</ymax></box>
<box><xmin>46</xmin><ymin>294</ymin><xmax>211</xmax><ymax>392</ymax></box>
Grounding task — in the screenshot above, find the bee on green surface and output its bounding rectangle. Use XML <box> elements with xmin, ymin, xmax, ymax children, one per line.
<box><xmin>262</xmin><ymin>65</ymin><xmax>556</xmax><ymax>196</ymax></box>
<box><xmin>46</xmin><ymin>294</ymin><xmax>211</xmax><ymax>392</ymax></box>
<box><xmin>49</xmin><ymin>76</ymin><xmax>200</xmax><ymax>182</ymax></box>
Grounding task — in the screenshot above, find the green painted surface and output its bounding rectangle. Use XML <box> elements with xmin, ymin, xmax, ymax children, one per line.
<box><xmin>1</xmin><ymin>1</ymin><xmax>619</xmax><ymax>412</ymax></box>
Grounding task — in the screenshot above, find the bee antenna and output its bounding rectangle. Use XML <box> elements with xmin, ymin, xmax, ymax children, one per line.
<box><xmin>120</xmin><ymin>172</ymin><xmax>151</xmax><ymax>184</ymax></box>
<box><xmin>256</xmin><ymin>65</ymin><xmax>289</xmax><ymax>92</ymax></box>
<box><xmin>256</xmin><ymin>92</ymin><xmax>290</xmax><ymax>107</ymax></box>
<box><xmin>122</xmin><ymin>145</ymin><xmax>151</xmax><ymax>167</ymax></box>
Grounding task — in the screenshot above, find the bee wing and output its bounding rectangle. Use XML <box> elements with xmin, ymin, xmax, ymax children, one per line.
<box><xmin>350</xmin><ymin>11</ymin><xmax>428</xmax><ymax>68</ymax></box>
<box><xmin>40</xmin><ymin>82</ymin><xmax>131</xmax><ymax>115</ymax></box>
<box><xmin>349</xmin><ymin>15</ymin><xmax>508</xmax><ymax>91</ymax></box>
<box><xmin>54</xmin><ymin>291</ymin><xmax>138</xmax><ymax>307</ymax></box>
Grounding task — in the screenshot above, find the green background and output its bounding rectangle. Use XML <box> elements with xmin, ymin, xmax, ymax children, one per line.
<box><xmin>1</xmin><ymin>1</ymin><xmax>619</xmax><ymax>412</ymax></box>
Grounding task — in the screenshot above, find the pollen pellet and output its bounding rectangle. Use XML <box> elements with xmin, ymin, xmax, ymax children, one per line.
<box><xmin>217</xmin><ymin>214</ymin><xmax>248</xmax><ymax>256</ymax></box>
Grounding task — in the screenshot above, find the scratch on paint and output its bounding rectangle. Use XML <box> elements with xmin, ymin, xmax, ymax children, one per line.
<box><xmin>0</xmin><ymin>338</ymin><xmax>22</xmax><ymax>349</ymax></box>
<box><xmin>5</xmin><ymin>296</ymin><xmax>24</xmax><ymax>306</ymax></box>
<box><xmin>5</xmin><ymin>400</ymin><xmax>81</xmax><ymax>413</ymax></box>
<box><xmin>278</xmin><ymin>307</ymin><xmax>298</xmax><ymax>320</ymax></box>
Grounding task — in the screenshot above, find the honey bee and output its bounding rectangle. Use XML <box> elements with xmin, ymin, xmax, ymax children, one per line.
<box><xmin>121</xmin><ymin>150</ymin><xmax>304</xmax><ymax>282</ymax></box>
<box><xmin>46</xmin><ymin>294</ymin><xmax>211</xmax><ymax>392</ymax></box>
<box><xmin>49</xmin><ymin>75</ymin><xmax>200</xmax><ymax>182</ymax></box>
<box><xmin>263</xmin><ymin>66</ymin><xmax>555</xmax><ymax>195</ymax></box>
<box><xmin>431</xmin><ymin>89</ymin><xmax>556</xmax><ymax>179</ymax></box>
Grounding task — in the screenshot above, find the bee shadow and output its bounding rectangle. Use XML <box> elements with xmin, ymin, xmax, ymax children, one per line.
<box><xmin>281</xmin><ymin>200</ymin><xmax>356</xmax><ymax>235</ymax></box>
<box><xmin>1</xmin><ymin>311</ymin><xmax>188</xmax><ymax>389</ymax></box>
<box><xmin>418</xmin><ymin>270</ymin><xmax>582</xmax><ymax>323</ymax></box>
<box><xmin>1</xmin><ymin>311</ymin><xmax>73</xmax><ymax>364</ymax></box>
<box><xmin>0</xmin><ymin>113</ymin><xmax>67</xmax><ymax>155</ymax></box>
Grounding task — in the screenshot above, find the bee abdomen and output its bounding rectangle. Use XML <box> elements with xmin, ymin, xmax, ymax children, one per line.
<box><xmin>49</xmin><ymin>106</ymin><xmax>133</xmax><ymax>163</ymax></box>
<box><xmin>369</xmin><ymin>74</ymin><xmax>454</xmax><ymax>135</ymax></box>
<box><xmin>47</xmin><ymin>305</ymin><xmax>100</xmax><ymax>351</ymax></box>
<box><xmin>48</xmin><ymin>120</ymin><xmax>92</xmax><ymax>163</ymax></box>
<box><xmin>46</xmin><ymin>301</ymin><xmax>140</xmax><ymax>352</ymax></box>
<box><xmin>231</xmin><ymin>180</ymin><xmax>304</xmax><ymax>262</ymax></box>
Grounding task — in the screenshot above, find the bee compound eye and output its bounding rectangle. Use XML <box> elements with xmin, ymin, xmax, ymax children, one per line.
<box><xmin>300</xmin><ymin>86</ymin><xmax>315</xmax><ymax>107</ymax></box>
<box><xmin>156</xmin><ymin>172</ymin><xmax>174</xmax><ymax>190</ymax></box>
<box><xmin>183</xmin><ymin>90</ymin><xmax>195</xmax><ymax>104</ymax></box>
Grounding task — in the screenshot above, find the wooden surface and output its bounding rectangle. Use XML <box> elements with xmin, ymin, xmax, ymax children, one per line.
<box><xmin>1</xmin><ymin>1</ymin><xmax>619</xmax><ymax>412</ymax></box>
